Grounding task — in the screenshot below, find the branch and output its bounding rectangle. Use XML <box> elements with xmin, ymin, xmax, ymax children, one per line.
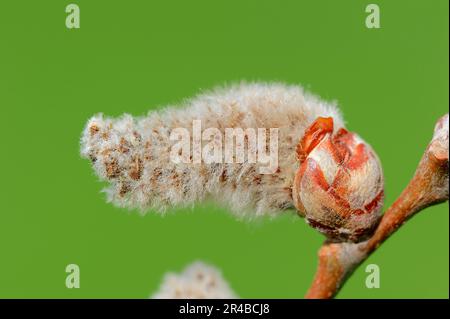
<box><xmin>305</xmin><ymin>113</ymin><xmax>449</xmax><ymax>299</ymax></box>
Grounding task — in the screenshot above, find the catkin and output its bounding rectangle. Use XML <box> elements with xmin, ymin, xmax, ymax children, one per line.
<box><xmin>80</xmin><ymin>82</ymin><xmax>344</xmax><ymax>218</ymax></box>
<box><xmin>151</xmin><ymin>262</ymin><xmax>237</xmax><ymax>299</ymax></box>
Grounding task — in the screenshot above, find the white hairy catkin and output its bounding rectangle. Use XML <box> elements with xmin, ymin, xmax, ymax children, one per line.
<box><xmin>80</xmin><ymin>82</ymin><xmax>344</xmax><ymax>218</ymax></box>
<box><xmin>151</xmin><ymin>262</ymin><xmax>237</xmax><ymax>299</ymax></box>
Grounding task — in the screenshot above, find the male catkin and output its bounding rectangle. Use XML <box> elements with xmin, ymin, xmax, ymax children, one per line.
<box><xmin>81</xmin><ymin>82</ymin><xmax>383</xmax><ymax>242</ymax></box>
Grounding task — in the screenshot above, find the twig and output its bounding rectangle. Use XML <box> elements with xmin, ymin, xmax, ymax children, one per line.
<box><xmin>305</xmin><ymin>113</ymin><xmax>449</xmax><ymax>299</ymax></box>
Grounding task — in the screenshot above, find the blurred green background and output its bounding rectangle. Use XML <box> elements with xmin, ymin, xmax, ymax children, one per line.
<box><xmin>0</xmin><ymin>0</ymin><xmax>448</xmax><ymax>298</ymax></box>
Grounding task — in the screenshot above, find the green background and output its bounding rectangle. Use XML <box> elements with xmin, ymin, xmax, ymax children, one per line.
<box><xmin>0</xmin><ymin>0</ymin><xmax>448</xmax><ymax>298</ymax></box>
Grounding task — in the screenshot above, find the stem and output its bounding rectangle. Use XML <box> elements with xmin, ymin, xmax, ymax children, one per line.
<box><xmin>306</xmin><ymin>113</ymin><xmax>449</xmax><ymax>299</ymax></box>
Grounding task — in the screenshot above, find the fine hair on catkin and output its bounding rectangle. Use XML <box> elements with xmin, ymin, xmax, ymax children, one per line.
<box><xmin>80</xmin><ymin>82</ymin><xmax>345</xmax><ymax>218</ymax></box>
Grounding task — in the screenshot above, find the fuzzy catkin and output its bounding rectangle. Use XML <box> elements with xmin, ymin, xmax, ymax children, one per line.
<box><xmin>151</xmin><ymin>262</ymin><xmax>237</xmax><ymax>299</ymax></box>
<box><xmin>80</xmin><ymin>82</ymin><xmax>344</xmax><ymax>218</ymax></box>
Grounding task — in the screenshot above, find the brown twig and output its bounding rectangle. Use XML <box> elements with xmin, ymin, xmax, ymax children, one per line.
<box><xmin>305</xmin><ymin>113</ymin><xmax>449</xmax><ymax>299</ymax></box>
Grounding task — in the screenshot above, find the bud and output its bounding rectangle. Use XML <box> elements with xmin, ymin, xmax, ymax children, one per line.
<box><xmin>293</xmin><ymin>117</ymin><xmax>384</xmax><ymax>242</ymax></box>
